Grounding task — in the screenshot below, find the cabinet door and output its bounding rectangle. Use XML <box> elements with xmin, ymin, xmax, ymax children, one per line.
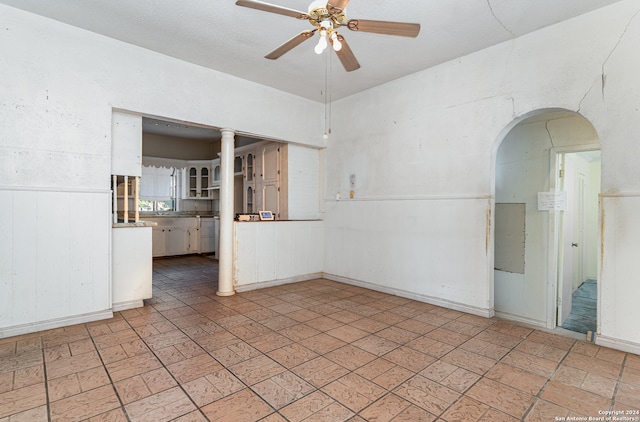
<box><xmin>151</xmin><ymin>227</ymin><xmax>167</xmax><ymax>257</ymax></box>
<box><xmin>200</xmin><ymin>167</ymin><xmax>209</xmax><ymax>198</ymax></box>
<box><xmin>188</xmin><ymin>167</ymin><xmax>198</xmax><ymax>198</ymax></box>
<box><xmin>260</xmin><ymin>143</ymin><xmax>280</xmax><ymax>216</ymax></box>
<box><xmin>188</xmin><ymin>227</ymin><xmax>200</xmax><ymax>253</ymax></box>
<box><xmin>166</xmin><ymin>227</ymin><xmax>189</xmax><ymax>255</ymax></box>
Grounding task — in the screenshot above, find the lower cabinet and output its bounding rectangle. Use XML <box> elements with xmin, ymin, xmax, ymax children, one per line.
<box><xmin>147</xmin><ymin>217</ymin><xmax>216</xmax><ymax>257</ymax></box>
<box><xmin>147</xmin><ymin>217</ymin><xmax>201</xmax><ymax>257</ymax></box>
<box><xmin>199</xmin><ymin>218</ymin><xmax>218</xmax><ymax>255</ymax></box>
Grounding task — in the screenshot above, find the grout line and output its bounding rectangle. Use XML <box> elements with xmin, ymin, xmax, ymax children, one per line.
<box><xmin>85</xmin><ymin>319</ymin><xmax>132</xmax><ymax>422</ymax></box>
<box><xmin>39</xmin><ymin>334</ymin><xmax>53</xmax><ymax>422</ymax></box>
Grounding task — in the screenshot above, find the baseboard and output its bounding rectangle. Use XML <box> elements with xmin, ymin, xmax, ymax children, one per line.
<box><xmin>493</xmin><ymin>311</ymin><xmax>547</xmax><ymax>329</ymax></box>
<box><xmin>324</xmin><ymin>273</ymin><xmax>495</xmax><ymax>319</ymax></box>
<box><xmin>0</xmin><ymin>309</ymin><xmax>114</xmax><ymax>339</ymax></box>
<box><xmin>112</xmin><ymin>300</ymin><xmax>144</xmax><ymax>312</ymax></box>
<box><xmin>235</xmin><ymin>273</ymin><xmax>324</xmax><ymax>293</ymax></box>
<box><xmin>596</xmin><ymin>334</ymin><xmax>640</xmax><ymax>355</ymax></box>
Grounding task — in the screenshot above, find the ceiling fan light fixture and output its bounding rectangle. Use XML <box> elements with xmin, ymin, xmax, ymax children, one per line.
<box><xmin>314</xmin><ymin>29</ymin><xmax>328</xmax><ymax>54</ymax></box>
<box><xmin>330</xmin><ymin>31</ymin><xmax>342</xmax><ymax>51</ymax></box>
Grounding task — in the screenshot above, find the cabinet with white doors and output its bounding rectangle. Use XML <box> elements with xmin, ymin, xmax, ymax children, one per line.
<box><xmin>199</xmin><ymin>217</ymin><xmax>218</xmax><ymax>255</ymax></box>
<box><xmin>146</xmin><ymin>217</ymin><xmax>200</xmax><ymax>257</ymax></box>
<box><xmin>184</xmin><ymin>160</ymin><xmax>211</xmax><ymax>199</ymax></box>
<box><xmin>234</xmin><ymin>142</ymin><xmax>287</xmax><ymax>219</ymax></box>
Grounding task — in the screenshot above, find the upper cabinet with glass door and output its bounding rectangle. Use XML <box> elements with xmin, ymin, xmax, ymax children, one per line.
<box><xmin>185</xmin><ymin>160</ymin><xmax>211</xmax><ymax>199</ymax></box>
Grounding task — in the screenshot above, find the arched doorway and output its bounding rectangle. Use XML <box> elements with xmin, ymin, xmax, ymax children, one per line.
<box><xmin>492</xmin><ymin>109</ymin><xmax>601</xmax><ymax>335</ymax></box>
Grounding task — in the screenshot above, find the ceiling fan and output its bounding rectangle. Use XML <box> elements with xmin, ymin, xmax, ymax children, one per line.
<box><xmin>235</xmin><ymin>0</ymin><xmax>421</xmax><ymax>72</ymax></box>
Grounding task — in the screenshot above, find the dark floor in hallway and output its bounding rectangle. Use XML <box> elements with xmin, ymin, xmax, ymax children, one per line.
<box><xmin>562</xmin><ymin>279</ymin><xmax>597</xmax><ymax>334</ymax></box>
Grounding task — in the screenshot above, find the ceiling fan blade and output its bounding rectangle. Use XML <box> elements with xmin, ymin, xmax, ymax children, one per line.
<box><xmin>235</xmin><ymin>0</ymin><xmax>309</xmax><ymax>20</ymax></box>
<box><xmin>334</xmin><ymin>34</ymin><xmax>360</xmax><ymax>72</ymax></box>
<box><xmin>265</xmin><ymin>30</ymin><xmax>316</xmax><ymax>60</ymax></box>
<box><xmin>327</xmin><ymin>0</ymin><xmax>350</xmax><ymax>14</ymax></box>
<box><xmin>347</xmin><ymin>19</ymin><xmax>420</xmax><ymax>37</ymax></box>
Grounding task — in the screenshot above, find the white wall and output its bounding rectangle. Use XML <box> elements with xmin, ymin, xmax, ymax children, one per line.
<box><xmin>325</xmin><ymin>0</ymin><xmax>640</xmax><ymax>351</ymax></box>
<box><xmin>0</xmin><ymin>4</ymin><xmax>322</xmax><ymax>336</ymax></box>
<box><xmin>235</xmin><ymin>221</ymin><xmax>324</xmax><ymax>291</ymax></box>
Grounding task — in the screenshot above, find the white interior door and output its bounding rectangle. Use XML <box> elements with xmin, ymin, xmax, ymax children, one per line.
<box><xmin>559</xmin><ymin>153</ymin><xmax>575</xmax><ymax>325</ymax></box>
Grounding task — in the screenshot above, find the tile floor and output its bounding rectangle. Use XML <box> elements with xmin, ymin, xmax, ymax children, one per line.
<box><xmin>1</xmin><ymin>255</ymin><xmax>639</xmax><ymax>421</ymax></box>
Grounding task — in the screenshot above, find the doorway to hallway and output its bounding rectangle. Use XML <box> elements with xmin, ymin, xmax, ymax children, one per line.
<box><xmin>556</xmin><ymin>150</ymin><xmax>601</xmax><ymax>335</ymax></box>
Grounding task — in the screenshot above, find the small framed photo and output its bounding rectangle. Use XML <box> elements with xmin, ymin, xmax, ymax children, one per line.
<box><xmin>259</xmin><ymin>210</ymin><xmax>274</xmax><ymax>221</ymax></box>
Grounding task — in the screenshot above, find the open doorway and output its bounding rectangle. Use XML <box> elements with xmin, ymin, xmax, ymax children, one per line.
<box><xmin>493</xmin><ymin>109</ymin><xmax>601</xmax><ymax>333</ymax></box>
<box><xmin>557</xmin><ymin>150</ymin><xmax>601</xmax><ymax>334</ymax></box>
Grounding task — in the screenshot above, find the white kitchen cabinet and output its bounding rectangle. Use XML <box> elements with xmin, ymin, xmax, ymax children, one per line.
<box><xmin>151</xmin><ymin>226</ymin><xmax>167</xmax><ymax>257</ymax></box>
<box><xmin>166</xmin><ymin>227</ymin><xmax>189</xmax><ymax>255</ymax></box>
<box><xmin>185</xmin><ymin>161</ymin><xmax>211</xmax><ymax>199</ymax></box>
<box><xmin>146</xmin><ymin>217</ymin><xmax>200</xmax><ymax>257</ymax></box>
<box><xmin>233</xmin><ymin>142</ymin><xmax>285</xmax><ymax>218</ymax></box>
<box><xmin>199</xmin><ymin>217</ymin><xmax>217</xmax><ymax>255</ymax></box>
<box><xmin>211</xmin><ymin>159</ymin><xmax>220</xmax><ymax>188</ymax></box>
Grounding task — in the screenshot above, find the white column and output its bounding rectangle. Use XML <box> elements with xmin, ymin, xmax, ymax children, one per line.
<box><xmin>217</xmin><ymin>128</ymin><xmax>236</xmax><ymax>296</ymax></box>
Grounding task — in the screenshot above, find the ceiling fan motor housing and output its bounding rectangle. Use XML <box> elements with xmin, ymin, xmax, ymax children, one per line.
<box><xmin>308</xmin><ymin>6</ymin><xmax>347</xmax><ymax>29</ymax></box>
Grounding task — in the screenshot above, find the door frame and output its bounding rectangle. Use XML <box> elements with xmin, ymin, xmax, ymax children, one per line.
<box><xmin>547</xmin><ymin>144</ymin><xmax>600</xmax><ymax>330</ymax></box>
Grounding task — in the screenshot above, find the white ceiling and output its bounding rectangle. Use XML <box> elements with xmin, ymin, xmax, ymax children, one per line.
<box><xmin>1</xmin><ymin>0</ymin><xmax>623</xmax><ymax>104</ymax></box>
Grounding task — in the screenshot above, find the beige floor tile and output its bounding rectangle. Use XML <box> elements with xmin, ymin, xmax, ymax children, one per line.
<box><xmin>292</xmin><ymin>356</ymin><xmax>350</xmax><ymax>388</ymax></box>
<box><xmin>441</xmin><ymin>348</ymin><xmax>497</xmax><ymax>375</ymax></box>
<box><xmin>441</xmin><ymin>367</ymin><xmax>481</xmax><ymax>393</ymax></box>
<box><xmin>466</xmin><ymin>378</ymin><xmax>535</xmax><ymax>419</ymax></box>
<box><xmin>279</xmin><ymin>390</ymin><xmax>353</xmax><ymax>422</ymax></box>
<box><xmin>562</xmin><ymin>351</ymin><xmax>622</xmax><ymax>380</ymax></box>
<box><xmin>299</xmin><ymin>332</ymin><xmax>347</xmax><ymax>354</ymax></box>
<box><xmin>350</xmin><ymin>317</ymin><xmax>392</xmax><ymax>333</ymax></box>
<box><xmin>166</xmin><ymin>350</ymin><xmax>224</xmax><ymax>384</ymax></box>
<box><xmin>359</xmin><ymin>361</ymin><xmax>415</xmax><ymax>390</ymax></box>
<box><xmin>253</xmin><ymin>371</ymin><xmax>315</xmax><ymax>409</ymax></box>
<box><xmin>0</xmin><ymin>349</ymin><xmax>43</xmax><ymax>374</ymax></box>
<box><xmin>425</xmin><ymin>328</ymin><xmax>471</xmax><ymax>347</ymax></box>
<box><xmin>524</xmin><ymin>399</ymin><xmax>571</xmax><ymax>422</ymax></box>
<box><xmin>46</xmin><ymin>349</ymin><xmax>103</xmax><ymax>380</ymax></box>
<box><xmin>406</xmin><ymin>336</ymin><xmax>456</xmax><ymax>358</ymax></box>
<box><xmin>485</xmin><ymin>362</ymin><xmax>548</xmax><ymax>395</ymax></box>
<box><xmin>0</xmin><ymin>383</ymin><xmax>46</xmax><ymax>419</ymax></box>
<box><xmin>105</xmin><ymin>351</ymin><xmax>163</xmax><ymax>382</ymax></box>
<box><xmin>540</xmin><ymin>380</ymin><xmax>612</xmax><ymax>415</ymax></box>
<box><xmin>3</xmin><ymin>404</ymin><xmax>48</xmax><ymax>422</ymax></box>
<box><xmin>11</xmin><ymin>364</ymin><xmax>44</xmax><ymax>390</ymax></box>
<box><xmin>125</xmin><ymin>386</ymin><xmax>197</xmax><ymax>422</ymax></box>
<box><xmin>473</xmin><ymin>328</ymin><xmax>523</xmax><ymax>348</ymax></box>
<box><xmin>229</xmin><ymin>354</ymin><xmax>287</xmax><ymax>385</ymax></box>
<box><xmin>50</xmin><ymin>385</ymin><xmax>120</xmax><ymax>422</ymax></box>
<box><xmin>393</xmin><ymin>374</ymin><xmax>460</xmax><ymax>415</ymax></box>
<box><xmin>377</xmin><ymin>327</ymin><xmax>420</xmax><ymax>344</ymax></box>
<box><xmin>384</xmin><ymin>346</ymin><xmax>436</xmax><ymax>372</ymax></box>
<box><xmin>200</xmin><ymin>388</ymin><xmax>273</xmax><ymax>422</ymax></box>
<box><xmin>209</xmin><ymin>341</ymin><xmax>262</xmax><ymax>366</ymax></box>
<box><xmin>358</xmin><ymin>393</ymin><xmax>413</xmax><ymax>421</ymax></box>
<box><xmin>326</xmin><ymin>325</ymin><xmax>369</xmax><ymax>343</ymax></box>
<box><xmin>441</xmin><ymin>396</ymin><xmax>490</xmax><ymax>422</ymax></box>
<box><xmin>182</xmin><ymin>369</ymin><xmax>244</xmax><ymax>407</ymax></box>
<box><xmin>325</xmin><ymin>345</ymin><xmax>377</xmax><ymax>371</ymax></box>
<box><xmin>304</xmin><ymin>316</ymin><xmax>345</xmax><ymax>332</ymax></box>
<box><xmin>352</xmin><ymin>335</ymin><xmax>400</xmax><ymax>356</ymax></box>
<box><xmin>322</xmin><ymin>373</ymin><xmax>386</xmax><ymax>412</ymax></box>
<box><xmin>501</xmin><ymin>350</ymin><xmax>558</xmax><ymax>378</ymax></box>
<box><xmin>267</xmin><ymin>343</ymin><xmax>318</xmax><ymax>368</ymax></box>
<box><xmin>616</xmin><ymin>382</ymin><xmax>640</xmax><ymax>408</ymax></box>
